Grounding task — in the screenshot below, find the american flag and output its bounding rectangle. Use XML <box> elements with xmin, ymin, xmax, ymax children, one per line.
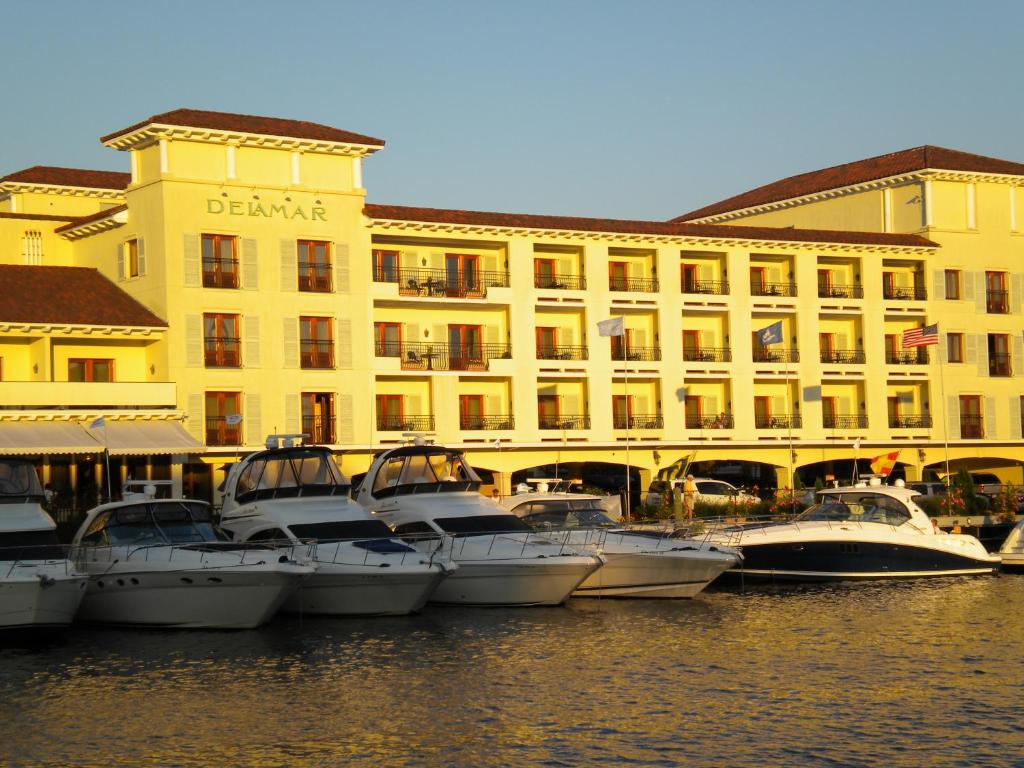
<box><xmin>902</xmin><ymin>323</ymin><xmax>938</xmax><ymax>348</ymax></box>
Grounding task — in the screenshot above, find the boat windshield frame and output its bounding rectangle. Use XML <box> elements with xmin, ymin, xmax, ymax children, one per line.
<box><xmin>371</xmin><ymin>448</ymin><xmax>482</xmax><ymax>499</ymax></box>
<box><xmin>797</xmin><ymin>491</ymin><xmax>912</xmax><ymax>527</ymax></box>
<box><xmin>233</xmin><ymin>448</ymin><xmax>351</xmax><ymax>504</ymax></box>
<box><xmin>0</xmin><ymin>458</ymin><xmax>45</xmax><ymax>503</ymax></box>
<box><xmin>512</xmin><ymin>498</ymin><xmax>616</xmax><ymax>529</ymax></box>
<box><xmin>80</xmin><ymin>500</ymin><xmax>227</xmax><ymax>546</ymax></box>
<box><xmin>434</xmin><ymin>514</ymin><xmax>534</xmax><ymax>537</ymax></box>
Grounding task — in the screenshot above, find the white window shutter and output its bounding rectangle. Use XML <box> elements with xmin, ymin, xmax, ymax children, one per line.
<box><xmin>187</xmin><ymin>393</ymin><xmax>205</xmax><ymax>442</ymax></box>
<box><xmin>563</xmin><ymin>326</ymin><xmax>575</xmax><ymax>345</ymax></box>
<box><xmin>407</xmin><ymin>395</ymin><xmax>422</xmax><ymax>415</ymax></box>
<box><xmin>976</xmin><ymin>335</ymin><xmax>988</xmax><ymax>378</ymax></box>
<box><xmin>283</xmin><ymin>318</ymin><xmax>299</xmax><ymax>368</ymax></box>
<box><xmin>337</xmin><ymin>394</ymin><xmax>354</xmax><ymax>444</ymax></box>
<box><xmin>245</xmin><ymin>393</ymin><xmax>261</xmax><ymax>445</ymax></box>
<box><xmin>558</xmin><ymin>258</ymin><xmax>572</xmax><ymax>277</ymax></box>
<box><xmin>485</xmin><ymin>325</ymin><xmax>499</xmax><ymax>345</ymax></box>
<box><xmin>484</xmin><ymin>255</ymin><xmax>498</xmax><ymax>274</ymax></box>
<box><xmin>185</xmin><ymin>315</ymin><xmax>202</xmax><ymax>367</ymax></box>
<box><xmin>137</xmin><ymin>237</ymin><xmax>147</xmax><ymax>277</ymax></box>
<box><xmin>334</xmin><ymin>242</ymin><xmax>350</xmax><ymax>293</ymax></box>
<box><xmin>932</xmin><ymin>269</ymin><xmax>944</xmax><ymax>299</ymax></box>
<box><xmin>432</xmin><ymin>324</ymin><xmax>446</xmax><ymax>345</ymax></box>
<box><xmin>962</xmin><ymin>271</ymin><xmax>974</xmax><ymax>301</ymax></box>
<box><xmin>486</xmin><ymin>395</ymin><xmax>501</xmax><ymax>416</ymax></box>
<box><xmin>336</xmin><ymin>319</ymin><xmax>352</xmax><ymax>369</ymax></box>
<box><xmin>401</xmin><ymin>250</ymin><xmax>419</xmax><ymax>272</ymax></box>
<box><xmin>117</xmin><ymin>243</ymin><xmax>125</xmax><ymax>281</ymax></box>
<box><xmin>406</xmin><ymin>323</ymin><xmax>420</xmax><ymax>343</ymax></box>
<box><xmin>1014</xmin><ymin>335</ymin><xmax>1024</xmax><ymax>376</ymax></box>
<box><xmin>947</xmin><ymin>395</ymin><xmax>960</xmax><ymax>438</ymax></box>
<box><xmin>244</xmin><ymin>315</ymin><xmax>260</xmax><ymax>368</ymax></box>
<box><xmin>965</xmin><ymin>334</ymin><xmax>978</xmax><ymax>365</ymax></box>
<box><xmin>280</xmin><ymin>239</ymin><xmax>297</xmax><ymax>291</ymax></box>
<box><xmin>183</xmin><ymin>234</ymin><xmax>201</xmax><ymax>287</ymax></box>
<box><xmin>985</xmin><ymin>396</ymin><xmax>997</xmax><ymax>438</ymax></box>
<box><xmin>563</xmin><ymin>394</ymin><xmax>580</xmax><ymax>415</ymax></box>
<box><xmin>284</xmin><ymin>394</ymin><xmax>300</xmax><ymax>434</ymax></box>
<box><xmin>938</xmin><ymin>333</ymin><xmax>948</xmax><ymax>361</ymax></box>
<box><xmin>242</xmin><ymin>238</ymin><xmax>258</xmax><ymax>289</ymax></box>
<box><xmin>1011</xmin><ymin>396</ymin><xmax>1023</xmax><ymax>439</ymax></box>
<box><xmin>975</xmin><ymin>273</ymin><xmax>987</xmax><ymax>313</ymax></box>
<box><xmin>1012</xmin><ymin>274</ymin><xmax>1023</xmax><ymax>314</ymax></box>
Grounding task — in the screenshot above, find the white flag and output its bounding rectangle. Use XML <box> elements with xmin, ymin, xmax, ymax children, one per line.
<box><xmin>853</xmin><ymin>438</ymin><xmax>861</xmax><ymax>450</ymax></box>
<box><xmin>597</xmin><ymin>317</ymin><xmax>624</xmax><ymax>337</ymax></box>
<box><xmin>90</xmin><ymin>416</ymin><xmax>105</xmax><ymax>429</ymax></box>
<box><xmin>225</xmin><ymin>414</ymin><xmax>243</xmax><ymax>426</ymax></box>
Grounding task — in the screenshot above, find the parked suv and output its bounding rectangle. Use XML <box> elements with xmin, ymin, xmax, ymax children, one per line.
<box><xmin>645</xmin><ymin>478</ymin><xmax>758</xmax><ymax>508</ymax></box>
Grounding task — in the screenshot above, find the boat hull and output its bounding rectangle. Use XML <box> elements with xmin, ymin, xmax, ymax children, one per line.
<box><xmin>572</xmin><ymin>549</ymin><xmax>738</xmax><ymax>598</ymax></box>
<box><xmin>0</xmin><ymin>565</ymin><xmax>87</xmax><ymax>629</ymax></box>
<box><xmin>429</xmin><ymin>556</ymin><xmax>601</xmax><ymax>606</ymax></box>
<box><xmin>283</xmin><ymin>563</ymin><xmax>449</xmax><ymax>616</ymax></box>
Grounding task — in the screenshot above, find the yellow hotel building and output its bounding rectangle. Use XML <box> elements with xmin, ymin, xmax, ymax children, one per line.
<box><xmin>1</xmin><ymin>109</ymin><xmax>1023</xmax><ymax>506</ymax></box>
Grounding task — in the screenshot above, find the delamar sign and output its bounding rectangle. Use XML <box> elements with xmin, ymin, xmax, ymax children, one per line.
<box><xmin>206</xmin><ymin>198</ymin><xmax>327</xmax><ymax>222</ymax></box>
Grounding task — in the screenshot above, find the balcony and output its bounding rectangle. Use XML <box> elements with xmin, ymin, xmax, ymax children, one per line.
<box><xmin>986</xmin><ymin>290</ymin><xmax>1009</xmax><ymax>314</ymax></box>
<box><xmin>889</xmin><ymin>415</ymin><xmax>932</xmax><ymax>429</ymax></box>
<box><xmin>823</xmin><ymin>414</ymin><xmax>868</xmax><ymax>429</ymax></box>
<box><xmin>609</xmin><ymin>276</ymin><xmax>659</xmax><ymax>293</ymax></box>
<box><xmin>818</xmin><ymin>284</ymin><xmax>863</xmax><ymax>299</ymax></box>
<box><xmin>377</xmin><ymin>341</ymin><xmax>512</xmax><ymax>371</ymax></box>
<box><xmin>302</xmin><ymin>414</ymin><xmax>335</xmax><ymax>444</ymax></box>
<box><xmin>298</xmin><ymin>262</ymin><xmax>333</xmax><ymax>292</ymax></box>
<box><xmin>613</xmin><ymin>414</ymin><xmax>664</xmax><ymax>429</ymax></box>
<box><xmin>204</xmin><ymin>337</ymin><xmax>240</xmax><ymax>368</ymax></box>
<box><xmin>960</xmin><ymin>416</ymin><xmax>983</xmax><ymax>439</ymax></box>
<box><xmin>753</xmin><ymin>348</ymin><xmax>800</xmax><ymax>363</ymax></box>
<box><xmin>535</xmin><ymin>273</ymin><xmax>586</xmax><ymax>290</ymax></box>
<box><xmin>374</xmin><ymin>266</ymin><xmax>509</xmax><ymax>298</ymax></box>
<box><xmin>377</xmin><ymin>414</ymin><xmax>435</xmax><ymax>432</ymax></box>
<box><xmin>206</xmin><ymin>417</ymin><xmax>242</xmax><ymax>447</ymax></box>
<box><xmin>751</xmin><ymin>281</ymin><xmax>797</xmax><ymax>297</ymax></box>
<box><xmin>820</xmin><ymin>350</ymin><xmax>866</xmax><ymax>365</ymax></box>
<box><xmin>683</xmin><ymin>347</ymin><xmax>732</xmax><ymax>363</ymax></box>
<box><xmin>681</xmin><ymin>279</ymin><xmax>729</xmax><ymax>295</ymax></box>
<box><xmin>611</xmin><ymin>345</ymin><xmax>662</xmax><ymax>362</ymax></box>
<box><xmin>885</xmin><ymin>349</ymin><xmax>928</xmax><ymax>365</ymax></box>
<box><xmin>300</xmin><ymin>341</ymin><xmax>335</xmax><ymax>369</ymax></box>
<box><xmin>539</xmin><ymin>414</ymin><xmax>591</xmax><ymax>430</ymax></box>
<box><xmin>883</xmin><ymin>285</ymin><xmax>926</xmax><ymax>300</ymax></box>
<box><xmin>989</xmin><ymin>353</ymin><xmax>1012</xmax><ymax>377</ymax></box>
<box><xmin>537</xmin><ymin>345</ymin><xmax>589</xmax><ymax>361</ymax></box>
<box><xmin>685</xmin><ymin>414</ymin><xmax>734</xmax><ymax>429</ymax></box>
<box><xmin>202</xmin><ymin>258</ymin><xmax>239</xmax><ymax>289</ymax></box>
<box><xmin>755</xmin><ymin>414</ymin><xmax>802</xmax><ymax>429</ymax></box>
<box><xmin>460</xmin><ymin>415</ymin><xmax>515</xmax><ymax>430</ymax></box>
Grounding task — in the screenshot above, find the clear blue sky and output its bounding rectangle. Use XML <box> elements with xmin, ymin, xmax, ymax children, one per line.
<box><xmin>3</xmin><ymin>0</ymin><xmax>1021</xmax><ymax>220</ymax></box>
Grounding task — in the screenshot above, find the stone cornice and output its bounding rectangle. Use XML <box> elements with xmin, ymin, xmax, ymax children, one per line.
<box><xmin>0</xmin><ymin>181</ymin><xmax>126</xmax><ymax>199</ymax></box>
<box><xmin>56</xmin><ymin>208</ymin><xmax>128</xmax><ymax>240</ymax></box>
<box><xmin>103</xmin><ymin>123</ymin><xmax>382</xmax><ymax>157</ymax></box>
<box><xmin>0</xmin><ymin>322</ymin><xmax>163</xmax><ymax>336</ymax></box>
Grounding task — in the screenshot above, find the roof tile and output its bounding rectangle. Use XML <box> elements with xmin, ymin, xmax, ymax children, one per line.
<box><xmin>0</xmin><ymin>166</ymin><xmax>130</xmax><ymax>191</ymax></box>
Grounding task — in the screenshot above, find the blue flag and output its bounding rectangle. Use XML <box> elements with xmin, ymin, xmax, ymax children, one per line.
<box><xmin>756</xmin><ymin>320</ymin><xmax>784</xmax><ymax>345</ymax></box>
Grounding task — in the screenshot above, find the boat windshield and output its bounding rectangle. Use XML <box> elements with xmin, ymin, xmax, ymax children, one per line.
<box><xmin>797</xmin><ymin>492</ymin><xmax>911</xmax><ymax>526</ymax></box>
<box><xmin>512</xmin><ymin>499</ymin><xmax>616</xmax><ymax>529</ymax></box>
<box><xmin>0</xmin><ymin>459</ymin><xmax>44</xmax><ymax>502</ymax></box>
<box><xmin>0</xmin><ymin>530</ymin><xmax>64</xmax><ymax>560</ymax></box>
<box><xmin>81</xmin><ymin>501</ymin><xmax>226</xmax><ymax>546</ymax></box>
<box><xmin>435</xmin><ymin>514</ymin><xmax>534</xmax><ymax>537</ymax></box>
<box><xmin>289</xmin><ymin>519</ymin><xmax>396</xmax><ymax>542</ymax></box>
<box><xmin>234</xmin><ymin>449</ymin><xmax>349</xmax><ymax>503</ymax></box>
<box><xmin>371</xmin><ymin>450</ymin><xmax>482</xmax><ymax>498</ymax></box>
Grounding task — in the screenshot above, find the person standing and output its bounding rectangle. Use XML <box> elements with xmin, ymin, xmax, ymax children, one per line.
<box><xmin>683</xmin><ymin>474</ymin><xmax>698</xmax><ymax>519</ymax></box>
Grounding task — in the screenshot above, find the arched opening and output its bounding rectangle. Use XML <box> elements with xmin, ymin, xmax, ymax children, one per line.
<box><xmin>511</xmin><ymin>461</ymin><xmax>642</xmax><ymax>509</ymax></box>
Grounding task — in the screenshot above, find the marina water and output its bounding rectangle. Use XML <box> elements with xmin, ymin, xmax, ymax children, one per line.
<box><xmin>2</xmin><ymin>577</ymin><xmax>1023</xmax><ymax>767</ymax></box>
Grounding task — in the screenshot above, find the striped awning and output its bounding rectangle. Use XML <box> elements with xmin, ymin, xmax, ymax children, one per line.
<box><xmin>0</xmin><ymin>422</ymin><xmax>100</xmax><ymax>455</ymax></box>
<box><xmin>89</xmin><ymin>421</ymin><xmax>205</xmax><ymax>456</ymax></box>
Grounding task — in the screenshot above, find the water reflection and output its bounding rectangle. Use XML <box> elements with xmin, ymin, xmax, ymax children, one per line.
<box><xmin>2</xmin><ymin>577</ymin><xmax>1023</xmax><ymax>767</ymax></box>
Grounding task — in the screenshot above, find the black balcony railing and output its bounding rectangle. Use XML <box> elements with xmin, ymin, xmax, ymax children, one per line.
<box><xmin>202</xmin><ymin>258</ymin><xmax>239</xmax><ymax>289</ymax></box>
<box><xmin>989</xmin><ymin>353</ymin><xmax>1012</xmax><ymax>377</ymax></box>
<box><xmin>538</xmin><ymin>414</ymin><xmax>591</xmax><ymax>430</ymax></box>
<box><xmin>885</xmin><ymin>349</ymin><xmax>928</xmax><ymax>365</ymax></box>
<box><xmin>377</xmin><ymin>414</ymin><xmax>435</xmax><ymax>432</ymax></box>
<box><xmin>609</xmin><ymin>276</ymin><xmax>659</xmax><ymax>293</ymax></box>
<box><xmin>204</xmin><ymin>337</ymin><xmax>240</xmax><ymax>367</ymax></box>
<box><xmin>986</xmin><ymin>290</ymin><xmax>1009</xmax><ymax>314</ymax></box>
<box><xmin>753</xmin><ymin>348</ymin><xmax>800</xmax><ymax>363</ymax></box>
<box><xmin>755</xmin><ymin>414</ymin><xmax>802</xmax><ymax>429</ymax></box>
<box><xmin>818</xmin><ymin>284</ymin><xmax>863</xmax><ymax>299</ymax></box>
<box><xmin>377</xmin><ymin>341</ymin><xmax>512</xmax><ymax>371</ymax></box>
<box><xmin>751</xmin><ymin>281</ymin><xmax>798</xmax><ymax>297</ymax></box>
<box><xmin>460</xmin><ymin>415</ymin><xmax>515</xmax><ymax>430</ymax></box>
<box><xmin>205</xmin><ymin>417</ymin><xmax>242</xmax><ymax>446</ymax></box>
<box><xmin>374</xmin><ymin>266</ymin><xmax>509</xmax><ymax>297</ymax></box>
<box><xmin>683</xmin><ymin>347</ymin><xmax>732</xmax><ymax>363</ymax></box>
<box><xmin>537</xmin><ymin>345</ymin><xmax>589</xmax><ymax>361</ymax></box>
<box><xmin>681</xmin><ymin>279</ymin><xmax>729</xmax><ymax>295</ymax></box>
<box><xmin>535</xmin><ymin>273</ymin><xmax>587</xmax><ymax>290</ymax></box>
<box><xmin>820</xmin><ymin>349</ymin><xmax>866</xmax><ymax>364</ymax></box>
<box><xmin>302</xmin><ymin>414</ymin><xmax>335</xmax><ymax>444</ymax></box>
<box><xmin>300</xmin><ymin>340</ymin><xmax>335</xmax><ymax>369</ymax></box>
<box><xmin>613</xmin><ymin>414</ymin><xmax>664</xmax><ymax>429</ymax></box>
<box><xmin>823</xmin><ymin>414</ymin><xmax>868</xmax><ymax>429</ymax></box>
<box><xmin>883</xmin><ymin>285</ymin><xmax>927</xmax><ymax>300</ymax></box>
<box><xmin>685</xmin><ymin>414</ymin><xmax>734</xmax><ymax>429</ymax></box>
<box><xmin>960</xmin><ymin>416</ymin><xmax>984</xmax><ymax>439</ymax></box>
<box><xmin>611</xmin><ymin>345</ymin><xmax>662</xmax><ymax>362</ymax></box>
<box><xmin>889</xmin><ymin>415</ymin><xmax>933</xmax><ymax>429</ymax></box>
<box><xmin>298</xmin><ymin>261</ymin><xmax>333</xmax><ymax>292</ymax></box>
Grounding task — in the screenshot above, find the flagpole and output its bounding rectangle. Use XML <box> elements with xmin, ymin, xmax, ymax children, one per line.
<box><xmin>939</xmin><ymin>345</ymin><xmax>950</xmax><ymax>482</ymax></box>
<box><xmin>624</xmin><ymin>356</ymin><xmax>631</xmax><ymax>520</ymax></box>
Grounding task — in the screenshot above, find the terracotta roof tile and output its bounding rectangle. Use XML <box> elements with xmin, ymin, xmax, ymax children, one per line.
<box><xmin>0</xmin><ymin>265</ymin><xmax>166</xmax><ymax>327</ymax></box>
<box><xmin>0</xmin><ymin>166</ymin><xmax>130</xmax><ymax>191</ymax></box>
<box><xmin>364</xmin><ymin>203</ymin><xmax>936</xmax><ymax>248</ymax></box>
<box><xmin>102</xmin><ymin>108</ymin><xmax>385</xmax><ymax>147</ymax></box>
<box><xmin>673</xmin><ymin>146</ymin><xmax>1024</xmax><ymax>222</ymax></box>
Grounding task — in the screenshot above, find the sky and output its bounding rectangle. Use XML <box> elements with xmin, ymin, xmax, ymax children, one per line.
<box><xmin>2</xmin><ymin>0</ymin><xmax>1022</xmax><ymax>221</ymax></box>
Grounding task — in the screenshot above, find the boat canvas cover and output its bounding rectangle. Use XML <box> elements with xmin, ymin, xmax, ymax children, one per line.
<box><xmin>0</xmin><ymin>422</ymin><xmax>100</xmax><ymax>455</ymax></box>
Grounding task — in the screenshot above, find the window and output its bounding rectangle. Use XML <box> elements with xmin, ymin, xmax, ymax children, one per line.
<box><xmin>206</xmin><ymin>391</ymin><xmax>242</xmax><ymax>446</ymax></box>
<box><xmin>203</xmin><ymin>313</ymin><xmax>240</xmax><ymax>367</ymax></box>
<box><xmin>882</xmin><ymin>272</ymin><xmax>895</xmax><ymax>298</ymax></box>
<box><xmin>753</xmin><ymin>396</ymin><xmax>772</xmax><ymax>428</ymax></box>
<box><xmin>989</xmin><ymin>334</ymin><xmax>1011</xmax><ymax>376</ymax></box>
<box><xmin>817</xmin><ymin>269</ymin><xmax>833</xmax><ymax>297</ymax></box>
<box><xmin>947</xmin><ymin>333</ymin><xmax>964</xmax><ymax>363</ymax></box>
<box><xmin>297</xmin><ymin>240</ymin><xmax>332</xmax><ymax>292</ymax></box>
<box><xmin>887</xmin><ymin>396</ymin><xmax>901</xmax><ymax>428</ymax></box>
<box><xmin>302</xmin><ymin>392</ymin><xmax>335</xmax><ymax>444</ymax></box>
<box><xmin>610</xmin><ymin>329</ymin><xmax>636</xmax><ymax>360</ymax></box>
<box><xmin>445</xmin><ymin>253</ymin><xmax>480</xmax><ymax>296</ymax></box>
<box><xmin>459</xmin><ymin>395</ymin><xmax>485</xmax><ymax>430</ymax></box>
<box><xmin>944</xmin><ymin>269</ymin><xmax>961</xmax><ymax>300</ymax></box>
<box><xmin>374</xmin><ymin>322</ymin><xmax>402</xmax><ymax>357</ymax></box>
<box><xmin>822</xmin><ymin>397</ymin><xmax>838</xmax><ymax>427</ymax></box>
<box><xmin>376</xmin><ymin>394</ymin><xmax>404</xmax><ymax>430</ymax></box>
<box><xmin>22</xmin><ymin>230</ymin><xmax>42</xmax><ymax>265</ymax></box>
<box><xmin>68</xmin><ymin>359</ymin><xmax>114</xmax><ymax>382</ymax></box>
<box><xmin>536</xmin><ymin>327</ymin><xmax>558</xmax><ymax>358</ymax></box>
<box><xmin>609</xmin><ymin>261</ymin><xmax>629</xmax><ymax>291</ymax></box>
<box><xmin>682</xmin><ymin>330</ymin><xmax>701</xmax><ymax>360</ymax></box>
<box><xmin>373</xmin><ymin>249</ymin><xmax>399</xmax><ymax>282</ymax></box>
<box><xmin>819</xmin><ymin>333</ymin><xmax>836</xmax><ymax>362</ymax></box>
<box><xmin>986</xmin><ymin>271</ymin><xmax>1008</xmax><ymax>313</ymax></box>
<box><xmin>959</xmin><ymin>395</ymin><xmax>982</xmax><ymax>439</ymax></box>
<box><xmin>448</xmin><ymin>325</ymin><xmax>483</xmax><ymax>370</ymax></box>
<box><xmin>201</xmin><ymin>234</ymin><xmax>238</xmax><ymax>288</ymax></box>
<box><xmin>534</xmin><ymin>258</ymin><xmax>557</xmax><ymax>288</ymax></box>
<box><xmin>681</xmin><ymin>264</ymin><xmax>699</xmax><ymax>292</ymax></box>
<box><xmin>537</xmin><ymin>395</ymin><xmax>560</xmax><ymax>427</ymax></box>
<box><xmin>749</xmin><ymin>266</ymin><xmax>767</xmax><ymax>295</ymax></box>
<box><xmin>684</xmin><ymin>396</ymin><xmax>703</xmax><ymax>428</ymax></box>
<box><xmin>300</xmin><ymin>317</ymin><xmax>334</xmax><ymax>369</ymax></box>
<box><xmin>125</xmin><ymin>239</ymin><xmax>142</xmax><ymax>279</ymax></box>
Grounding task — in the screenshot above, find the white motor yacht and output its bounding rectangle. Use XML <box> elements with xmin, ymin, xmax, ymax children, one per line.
<box><xmin>71</xmin><ymin>482</ymin><xmax>313</xmax><ymax>628</ymax></box>
<box><xmin>500</xmin><ymin>480</ymin><xmax>740</xmax><ymax>598</ymax></box>
<box><xmin>0</xmin><ymin>458</ymin><xmax>86</xmax><ymax>629</ymax></box>
<box><xmin>219</xmin><ymin>438</ymin><xmax>451</xmax><ymax>616</ymax></box>
<box><xmin>997</xmin><ymin>519</ymin><xmax>1024</xmax><ymax>571</ymax></box>
<box><xmin>355</xmin><ymin>444</ymin><xmax>603</xmax><ymax>606</ymax></box>
<box><xmin>708</xmin><ymin>479</ymin><xmax>1001</xmax><ymax>582</ymax></box>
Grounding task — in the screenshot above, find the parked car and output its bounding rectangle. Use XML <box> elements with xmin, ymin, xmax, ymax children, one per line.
<box><xmin>970</xmin><ymin>473</ymin><xmax>1003</xmax><ymax>497</ymax></box>
<box><xmin>909</xmin><ymin>481</ymin><xmax>948</xmax><ymax>499</ymax></box>
<box><xmin>645</xmin><ymin>478</ymin><xmax>758</xmax><ymax>508</ymax></box>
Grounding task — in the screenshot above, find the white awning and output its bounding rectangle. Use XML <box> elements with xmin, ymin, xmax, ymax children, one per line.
<box><xmin>0</xmin><ymin>422</ymin><xmax>100</xmax><ymax>455</ymax></box>
<box><xmin>91</xmin><ymin>421</ymin><xmax>205</xmax><ymax>456</ymax></box>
